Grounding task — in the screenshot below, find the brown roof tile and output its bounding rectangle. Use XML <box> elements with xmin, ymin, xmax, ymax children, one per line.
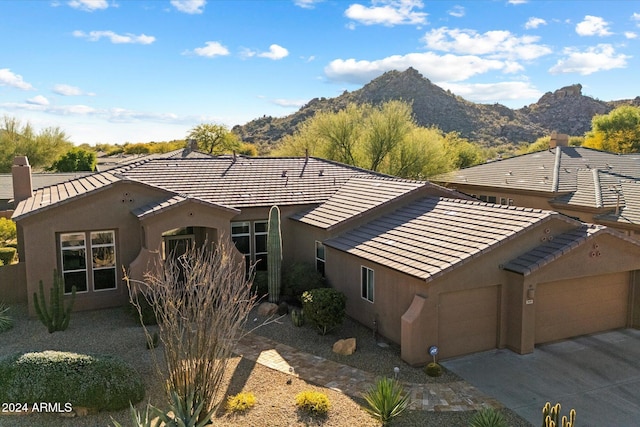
<box><xmin>324</xmin><ymin>197</ymin><xmax>561</xmax><ymax>281</ymax></box>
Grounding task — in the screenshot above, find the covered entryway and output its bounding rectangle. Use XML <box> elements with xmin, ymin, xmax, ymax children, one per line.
<box><xmin>535</xmin><ymin>272</ymin><xmax>629</xmax><ymax>344</ymax></box>
<box><xmin>438</xmin><ymin>286</ymin><xmax>499</xmax><ymax>358</ymax></box>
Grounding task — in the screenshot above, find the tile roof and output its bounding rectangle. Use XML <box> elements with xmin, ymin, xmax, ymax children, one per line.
<box><xmin>0</xmin><ymin>172</ymin><xmax>94</xmax><ymax>200</ymax></box>
<box><xmin>132</xmin><ymin>194</ymin><xmax>238</xmax><ymax>219</ymax></box>
<box><xmin>291</xmin><ymin>176</ymin><xmax>428</xmax><ymax>229</ymax></box>
<box><xmin>501</xmin><ymin>224</ymin><xmax>638</xmax><ymax>275</ymax></box>
<box><xmin>433</xmin><ymin>147</ymin><xmax>640</xmax><ymax>194</ymax></box>
<box><xmin>550</xmin><ymin>169</ymin><xmax>622</xmax><ymax>209</ymax></box>
<box><xmin>596</xmin><ymin>180</ymin><xmax>640</xmax><ymax>226</ymax></box>
<box><xmin>13</xmin><ymin>155</ymin><xmax>383</xmax><ymax>219</ymax></box>
<box><xmin>324</xmin><ymin>197</ymin><xmax>561</xmax><ymax>281</ymax></box>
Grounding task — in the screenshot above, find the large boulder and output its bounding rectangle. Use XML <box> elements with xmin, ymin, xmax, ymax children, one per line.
<box><xmin>257</xmin><ymin>302</ymin><xmax>278</xmax><ymax>317</ymax></box>
<box><xmin>332</xmin><ymin>338</ymin><xmax>356</xmax><ymax>356</ymax></box>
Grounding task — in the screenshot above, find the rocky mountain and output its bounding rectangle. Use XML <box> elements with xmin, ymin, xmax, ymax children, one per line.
<box><xmin>232</xmin><ymin>68</ymin><xmax>640</xmax><ymax>147</ymax></box>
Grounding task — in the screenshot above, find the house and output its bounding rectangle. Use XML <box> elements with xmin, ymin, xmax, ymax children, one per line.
<box><xmin>432</xmin><ymin>134</ymin><xmax>640</xmax><ymax>239</ymax></box>
<box><xmin>8</xmin><ymin>152</ymin><xmax>640</xmax><ymax>364</ymax></box>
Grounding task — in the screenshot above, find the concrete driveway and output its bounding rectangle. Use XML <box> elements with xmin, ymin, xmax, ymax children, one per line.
<box><xmin>443</xmin><ymin>329</ymin><xmax>640</xmax><ymax>427</ymax></box>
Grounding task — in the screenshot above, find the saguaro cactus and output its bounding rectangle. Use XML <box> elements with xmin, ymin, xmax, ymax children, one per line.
<box><xmin>267</xmin><ymin>205</ymin><xmax>282</xmax><ymax>303</ymax></box>
<box><xmin>33</xmin><ymin>270</ymin><xmax>76</xmax><ymax>333</ymax></box>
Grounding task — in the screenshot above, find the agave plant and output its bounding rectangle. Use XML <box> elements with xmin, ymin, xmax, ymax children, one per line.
<box><xmin>156</xmin><ymin>390</ymin><xmax>216</xmax><ymax>427</ymax></box>
<box><xmin>362</xmin><ymin>377</ymin><xmax>409</xmax><ymax>424</ymax></box>
<box><xmin>0</xmin><ymin>302</ymin><xmax>13</xmax><ymax>333</ymax></box>
<box><xmin>469</xmin><ymin>407</ymin><xmax>508</xmax><ymax>427</ymax></box>
<box><xmin>111</xmin><ymin>402</ymin><xmax>160</xmax><ymax>427</ymax></box>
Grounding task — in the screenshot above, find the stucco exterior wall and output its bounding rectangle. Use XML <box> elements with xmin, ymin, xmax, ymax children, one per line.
<box><xmin>18</xmin><ymin>181</ymin><xmax>182</xmax><ymax>315</ymax></box>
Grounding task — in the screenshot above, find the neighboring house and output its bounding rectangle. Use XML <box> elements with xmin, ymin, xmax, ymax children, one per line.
<box><xmin>9</xmin><ymin>151</ymin><xmax>640</xmax><ymax>365</ymax></box>
<box><xmin>432</xmin><ymin>135</ymin><xmax>640</xmax><ymax>239</ymax></box>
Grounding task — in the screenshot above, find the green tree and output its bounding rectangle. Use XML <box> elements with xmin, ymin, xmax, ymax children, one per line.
<box><xmin>0</xmin><ymin>218</ymin><xmax>17</xmax><ymax>245</ymax></box>
<box><xmin>50</xmin><ymin>148</ymin><xmax>96</xmax><ymax>172</ymax></box>
<box><xmin>0</xmin><ymin>116</ymin><xmax>72</xmax><ymax>172</ymax></box>
<box><xmin>364</xmin><ymin>100</ymin><xmax>413</xmax><ymax>171</ymax></box>
<box><xmin>583</xmin><ymin>105</ymin><xmax>640</xmax><ymax>153</ymax></box>
<box><xmin>187</xmin><ymin>123</ymin><xmax>241</xmax><ymax>155</ymax></box>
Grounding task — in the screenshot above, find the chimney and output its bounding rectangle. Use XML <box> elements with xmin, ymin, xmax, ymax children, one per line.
<box><xmin>12</xmin><ymin>156</ymin><xmax>33</xmax><ymax>206</ymax></box>
<box><xmin>187</xmin><ymin>138</ymin><xmax>198</xmax><ymax>151</ymax></box>
<box><xmin>549</xmin><ymin>132</ymin><xmax>569</xmax><ymax>149</ymax></box>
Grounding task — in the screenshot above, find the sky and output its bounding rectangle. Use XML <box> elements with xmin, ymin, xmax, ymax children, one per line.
<box><xmin>1</xmin><ymin>0</ymin><xmax>639</xmax><ymax>145</ymax></box>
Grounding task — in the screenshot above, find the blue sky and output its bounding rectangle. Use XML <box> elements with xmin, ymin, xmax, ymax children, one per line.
<box><xmin>1</xmin><ymin>0</ymin><xmax>639</xmax><ymax>145</ymax></box>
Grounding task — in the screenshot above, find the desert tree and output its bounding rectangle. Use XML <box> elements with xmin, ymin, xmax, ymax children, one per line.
<box><xmin>187</xmin><ymin>123</ymin><xmax>242</xmax><ymax>155</ymax></box>
<box><xmin>125</xmin><ymin>237</ymin><xmax>260</xmax><ymax>424</ymax></box>
<box><xmin>583</xmin><ymin>105</ymin><xmax>640</xmax><ymax>153</ymax></box>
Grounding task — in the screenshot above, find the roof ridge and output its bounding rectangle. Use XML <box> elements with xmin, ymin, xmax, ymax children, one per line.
<box><xmin>551</xmin><ymin>146</ymin><xmax>562</xmax><ymax>192</ymax></box>
<box><xmin>592</xmin><ymin>168</ymin><xmax>603</xmax><ymax>208</ymax></box>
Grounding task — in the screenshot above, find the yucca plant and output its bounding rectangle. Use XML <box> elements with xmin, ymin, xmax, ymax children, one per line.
<box><xmin>0</xmin><ymin>302</ymin><xmax>13</xmax><ymax>332</ymax></box>
<box><xmin>112</xmin><ymin>402</ymin><xmax>161</xmax><ymax>427</ymax></box>
<box><xmin>469</xmin><ymin>407</ymin><xmax>508</xmax><ymax>427</ymax></box>
<box><xmin>362</xmin><ymin>377</ymin><xmax>409</xmax><ymax>424</ymax></box>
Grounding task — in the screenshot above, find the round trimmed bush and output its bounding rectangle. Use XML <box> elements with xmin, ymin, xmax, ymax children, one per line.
<box><xmin>0</xmin><ymin>351</ymin><xmax>145</xmax><ymax>411</ymax></box>
<box><xmin>425</xmin><ymin>362</ymin><xmax>443</xmax><ymax>377</ymax></box>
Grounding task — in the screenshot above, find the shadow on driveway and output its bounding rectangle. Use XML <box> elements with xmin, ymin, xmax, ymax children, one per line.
<box><xmin>442</xmin><ymin>329</ymin><xmax>640</xmax><ymax>427</ymax></box>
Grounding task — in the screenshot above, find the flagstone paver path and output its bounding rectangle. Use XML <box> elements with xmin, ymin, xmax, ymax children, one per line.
<box><xmin>235</xmin><ymin>334</ymin><xmax>501</xmax><ymax>412</ymax></box>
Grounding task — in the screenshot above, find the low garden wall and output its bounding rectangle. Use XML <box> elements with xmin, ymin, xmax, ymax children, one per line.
<box><xmin>0</xmin><ymin>263</ymin><xmax>27</xmax><ymax>304</ymax></box>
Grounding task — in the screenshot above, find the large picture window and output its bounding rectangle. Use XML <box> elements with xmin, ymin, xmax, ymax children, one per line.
<box><xmin>231</xmin><ymin>220</ymin><xmax>270</xmax><ymax>270</ymax></box>
<box><xmin>361</xmin><ymin>266</ymin><xmax>374</xmax><ymax>303</ymax></box>
<box><xmin>231</xmin><ymin>222</ymin><xmax>251</xmax><ymax>266</ymax></box>
<box><xmin>60</xmin><ymin>230</ymin><xmax>117</xmax><ymax>294</ymax></box>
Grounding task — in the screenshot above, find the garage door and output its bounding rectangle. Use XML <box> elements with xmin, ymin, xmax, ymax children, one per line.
<box><xmin>438</xmin><ymin>286</ymin><xmax>499</xmax><ymax>359</ymax></box>
<box><xmin>535</xmin><ymin>272</ymin><xmax>629</xmax><ymax>344</ymax></box>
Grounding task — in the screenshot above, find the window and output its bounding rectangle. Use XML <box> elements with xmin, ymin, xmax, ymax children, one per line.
<box><xmin>254</xmin><ymin>221</ymin><xmax>268</xmax><ymax>270</ymax></box>
<box><xmin>315</xmin><ymin>241</ymin><xmax>325</xmax><ymax>276</ymax></box>
<box><xmin>361</xmin><ymin>266</ymin><xmax>374</xmax><ymax>303</ymax></box>
<box><xmin>499</xmin><ymin>197</ymin><xmax>514</xmax><ymax>206</ymax></box>
<box><xmin>60</xmin><ymin>230</ymin><xmax>117</xmax><ymax>294</ymax></box>
<box><xmin>487</xmin><ymin>196</ymin><xmax>497</xmax><ymax>204</ymax></box>
<box><xmin>231</xmin><ymin>222</ymin><xmax>251</xmax><ymax>266</ymax></box>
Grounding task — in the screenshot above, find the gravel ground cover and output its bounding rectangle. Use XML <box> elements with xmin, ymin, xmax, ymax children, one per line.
<box><xmin>0</xmin><ymin>304</ymin><xmax>532</xmax><ymax>426</ymax></box>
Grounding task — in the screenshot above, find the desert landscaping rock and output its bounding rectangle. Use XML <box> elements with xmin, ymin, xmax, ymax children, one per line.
<box><xmin>332</xmin><ymin>337</ymin><xmax>356</xmax><ymax>355</ymax></box>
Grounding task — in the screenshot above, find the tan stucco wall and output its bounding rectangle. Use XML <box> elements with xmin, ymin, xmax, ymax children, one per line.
<box><xmin>324</xmin><ymin>216</ymin><xmax>620</xmax><ymax>365</ymax></box>
<box><xmin>18</xmin><ymin>182</ymin><xmax>192</xmax><ymax>315</ymax></box>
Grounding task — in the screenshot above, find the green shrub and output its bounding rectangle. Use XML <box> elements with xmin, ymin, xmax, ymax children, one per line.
<box><xmin>362</xmin><ymin>377</ymin><xmax>409</xmax><ymax>424</ymax></box>
<box><xmin>0</xmin><ymin>302</ymin><xmax>13</xmax><ymax>332</ymax></box>
<box><xmin>425</xmin><ymin>362</ymin><xmax>443</xmax><ymax>377</ymax></box>
<box><xmin>226</xmin><ymin>392</ymin><xmax>256</xmax><ymax>413</ymax></box>
<box><xmin>0</xmin><ymin>217</ymin><xmax>16</xmax><ymax>245</ymax></box>
<box><xmin>295</xmin><ymin>390</ymin><xmax>330</xmax><ymax>415</ymax></box>
<box><xmin>282</xmin><ymin>262</ymin><xmax>324</xmax><ymax>299</ymax></box>
<box><xmin>0</xmin><ymin>247</ymin><xmax>16</xmax><ymax>265</ymax></box>
<box><xmin>301</xmin><ymin>288</ymin><xmax>346</xmax><ymax>335</ymax></box>
<box><xmin>469</xmin><ymin>408</ymin><xmax>508</xmax><ymax>427</ymax></box>
<box><xmin>0</xmin><ymin>350</ymin><xmax>144</xmax><ymax>411</ymax></box>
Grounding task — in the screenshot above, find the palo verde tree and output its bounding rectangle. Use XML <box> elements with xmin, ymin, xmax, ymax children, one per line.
<box><xmin>583</xmin><ymin>105</ymin><xmax>640</xmax><ymax>153</ymax></box>
<box><xmin>271</xmin><ymin>101</ymin><xmax>485</xmax><ymax>178</ymax></box>
<box><xmin>0</xmin><ymin>116</ymin><xmax>72</xmax><ymax>172</ymax></box>
<box><xmin>50</xmin><ymin>147</ymin><xmax>97</xmax><ymax>172</ymax></box>
<box><xmin>187</xmin><ymin>123</ymin><xmax>242</xmax><ymax>155</ymax></box>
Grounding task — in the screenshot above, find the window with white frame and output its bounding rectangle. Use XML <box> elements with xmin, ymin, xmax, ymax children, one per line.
<box><xmin>361</xmin><ymin>266</ymin><xmax>374</xmax><ymax>303</ymax></box>
<box><xmin>60</xmin><ymin>230</ymin><xmax>117</xmax><ymax>294</ymax></box>
<box><xmin>254</xmin><ymin>221</ymin><xmax>268</xmax><ymax>270</ymax></box>
<box><xmin>315</xmin><ymin>241</ymin><xmax>325</xmax><ymax>276</ymax></box>
<box><xmin>231</xmin><ymin>222</ymin><xmax>251</xmax><ymax>266</ymax></box>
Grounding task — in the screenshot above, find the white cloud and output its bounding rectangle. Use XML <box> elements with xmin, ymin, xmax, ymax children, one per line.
<box><xmin>633</xmin><ymin>13</ymin><xmax>640</xmax><ymax>26</ymax></box>
<box><xmin>625</xmin><ymin>32</ymin><xmax>638</xmax><ymax>39</ymax></box>
<box><xmin>423</xmin><ymin>27</ymin><xmax>552</xmax><ymax>61</ymax></box>
<box><xmin>271</xmin><ymin>98</ymin><xmax>308</xmax><ymax>107</ymax></box>
<box><xmin>73</xmin><ymin>30</ymin><xmax>155</xmax><ymax>44</ymax></box>
<box><xmin>549</xmin><ymin>44</ymin><xmax>629</xmax><ymax>75</ymax></box>
<box><xmin>440</xmin><ymin>81</ymin><xmax>542</xmax><ymax>103</ymax></box>
<box><xmin>324</xmin><ymin>52</ymin><xmax>507</xmax><ymax>84</ymax></box>
<box><xmin>345</xmin><ymin>0</ymin><xmax>427</xmax><ymax>27</ymax></box>
<box><xmin>0</xmin><ymin>68</ymin><xmax>34</xmax><ymax>90</ymax></box>
<box><xmin>525</xmin><ymin>17</ymin><xmax>546</xmax><ymax>29</ymax></box>
<box><xmin>258</xmin><ymin>44</ymin><xmax>289</xmax><ymax>60</ymax></box>
<box><xmin>53</xmin><ymin>84</ymin><xmax>93</xmax><ymax>96</ymax></box>
<box><xmin>67</xmin><ymin>0</ymin><xmax>108</xmax><ymax>12</ymax></box>
<box><xmin>188</xmin><ymin>41</ymin><xmax>230</xmax><ymax>57</ymax></box>
<box><xmin>26</xmin><ymin>95</ymin><xmax>50</xmax><ymax>106</ymax></box>
<box><xmin>448</xmin><ymin>5</ymin><xmax>464</xmax><ymax>18</ymax></box>
<box><xmin>507</xmin><ymin>0</ymin><xmax>527</xmax><ymax>4</ymax></box>
<box><xmin>170</xmin><ymin>0</ymin><xmax>206</xmax><ymax>14</ymax></box>
<box><xmin>294</xmin><ymin>0</ymin><xmax>323</xmax><ymax>9</ymax></box>
<box><xmin>576</xmin><ymin>15</ymin><xmax>612</xmax><ymax>36</ymax></box>
<box><xmin>1</xmin><ymin>101</ymin><xmax>96</xmax><ymax>116</ymax></box>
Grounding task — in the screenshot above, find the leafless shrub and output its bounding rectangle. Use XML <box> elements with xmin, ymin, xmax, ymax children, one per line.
<box><xmin>125</xmin><ymin>238</ymin><xmax>258</xmax><ymax>424</ymax></box>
